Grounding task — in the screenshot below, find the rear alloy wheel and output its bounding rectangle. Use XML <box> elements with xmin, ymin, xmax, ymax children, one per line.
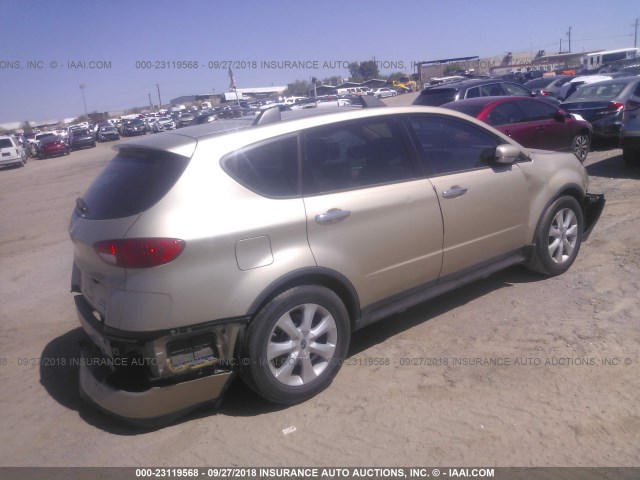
<box><xmin>241</xmin><ymin>285</ymin><xmax>350</xmax><ymax>405</ymax></box>
<box><xmin>572</xmin><ymin>133</ymin><xmax>590</xmax><ymax>163</ymax></box>
<box><xmin>527</xmin><ymin>196</ymin><xmax>583</xmax><ymax>276</ymax></box>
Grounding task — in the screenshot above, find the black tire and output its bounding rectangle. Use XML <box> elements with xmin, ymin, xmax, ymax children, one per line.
<box><xmin>572</xmin><ymin>133</ymin><xmax>590</xmax><ymax>163</ymax></box>
<box><xmin>240</xmin><ymin>285</ymin><xmax>350</xmax><ymax>405</ymax></box>
<box><xmin>527</xmin><ymin>195</ymin><xmax>583</xmax><ymax>276</ymax></box>
<box><xmin>622</xmin><ymin>148</ymin><xmax>639</xmax><ymax>167</ymax></box>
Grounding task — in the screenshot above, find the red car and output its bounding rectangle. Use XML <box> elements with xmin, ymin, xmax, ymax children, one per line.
<box><xmin>38</xmin><ymin>135</ymin><xmax>70</xmax><ymax>159</ymax></box>
<box><xmin>441</xmin><ymin>96</ymin><xmax>592</xmax><ymax>162</ymax></box>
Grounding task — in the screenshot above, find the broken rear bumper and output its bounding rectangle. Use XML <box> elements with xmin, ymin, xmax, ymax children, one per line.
<box><xmin>79</xmin><ymin>349</ymin><xmax>234</xmax><ymax>426</ymax></box>
<box><xmin>74</xmin><ymin>293</ymin><xmax>246</xmax><ymax>425</ymax></box>
<box><xmin>582</xmin><ymin>193</ymin><xmax>605</xmax><ymax>241</ymax></box>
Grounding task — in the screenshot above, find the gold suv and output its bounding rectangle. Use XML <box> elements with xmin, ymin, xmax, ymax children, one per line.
<box><xmin>69</xmin><ymin>104</ymin><xmax>604</xmax><ymax>425</ymax></box>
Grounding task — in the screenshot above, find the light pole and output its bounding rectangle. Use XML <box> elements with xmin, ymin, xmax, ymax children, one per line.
<box><xmin>79</xmin><ymin>84</ymin><xmax>88</xmax><ymax>119</ymax></box>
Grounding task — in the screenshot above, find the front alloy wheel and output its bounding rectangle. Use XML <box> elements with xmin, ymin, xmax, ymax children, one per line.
<box><xmin>548</xmin><ymin>207</ymin><xmax>579</xmax><ymax>264</ymax></box>
<box><xmin>527</xmin><ymin>195</ymin><xmax>584</xmax><ymax>276</ymax></box>
<box><xmin>572</xmin><ymin>134</ymin><xmax>590</xmax><ymax>163</ymax></box>
<box><xmin>241</xmin><ymin>285</ymin><xmax>350</xmax><ymax>405</ymax></box>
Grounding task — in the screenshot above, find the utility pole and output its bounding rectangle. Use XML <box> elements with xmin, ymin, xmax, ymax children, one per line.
<box><xmin>633</xmin><ymin>18</ymin><xmax>639</xmax><ymax>48</ymax></box>
<box><xmin>567</xmin><ymin>26</ymin><xmax>572</xmax><ymax>53</ymax></box>
<box><xmin>156</xmin><ymin>83</ymin><xmax>162</xmax><ymax>109</ymax></box>
<box><xmin>148</xmin><ymin>93</ymin><xmax>153</xmax><ymax>110</ymax></box>
<box><xmin>79</xmin><ymin>84</ymin><xmax>88</xmax><ymax>119</ymax></box>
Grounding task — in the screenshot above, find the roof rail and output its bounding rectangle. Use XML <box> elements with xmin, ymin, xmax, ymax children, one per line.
<box><xmin>252</xmin><ymin>106</ymin><xmax>281</xmax><ymax>126</ymax></box>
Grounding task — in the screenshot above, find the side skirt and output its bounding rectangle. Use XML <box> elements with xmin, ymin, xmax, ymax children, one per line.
<box><xmin>355</xmin><ymin>247</ymin><xmax>533</xmax><ymax>331</ymax></box>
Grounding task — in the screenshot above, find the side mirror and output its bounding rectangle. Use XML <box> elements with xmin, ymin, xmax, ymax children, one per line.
<box><xmin>494</xmin><ymin>144</ymin><xmax>522</xmax><ymax>164</ymax></box>
<box><xmin>553</xmin><ymin>110</ymin><xmax>566</xmax><ymax>123</ymax></box>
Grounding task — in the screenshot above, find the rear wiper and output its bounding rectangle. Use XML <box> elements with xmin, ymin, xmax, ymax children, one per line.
<box><xmin>76</xmin><ymin>197</ymin><xmax>90</xmax><ymax>216</ymax></box>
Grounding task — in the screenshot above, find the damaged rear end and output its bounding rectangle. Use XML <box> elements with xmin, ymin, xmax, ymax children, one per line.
<box><xmin>69</xmin><ymin>140</ymin><xmax>242</xmax><ymax>425</ymax></box>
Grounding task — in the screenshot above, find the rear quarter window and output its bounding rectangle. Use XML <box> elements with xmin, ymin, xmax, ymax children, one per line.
<box><xmin>221</xmin><ymin>135</ymin><xmax>299</xmax><ymax>198</ymax></box>
<box><xmin>414</xmin><ymin>88</ymin><xmax>458</xmax><ymax>106</ymax></box>
<box><xmin>78</xmin><ymin>148</ymin><xmax>190</xmax><ymax>220</ymax></box>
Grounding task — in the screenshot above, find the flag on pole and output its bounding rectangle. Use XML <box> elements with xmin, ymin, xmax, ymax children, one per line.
<box><xmin>228</xmin><ymin>68</ymin><xmax>236</xmax><ymax>90</ymax></box>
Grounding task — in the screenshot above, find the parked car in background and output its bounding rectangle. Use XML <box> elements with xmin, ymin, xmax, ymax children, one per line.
<box><xmin>38</xmin><ymin>135</ymin><xmax>70</xmax><ymax>158</ymax></box>
<box><xmin>157</xmin><ymin>116</ymin><xmax>176</xmax><ymax>130</ymax></box>
<box><xmin>619</xmin><ymin>77</ymin><xmax>640</xmax><ymax>167</ymax></box>
<box><xmin>173</xmin><ymin>112</ymin><xmax>195</xmax><ymax>128</ymax></box>
<box><xmin>369</xmin><ymin>87</ymin><xmax>397</xmax><ymax>98</ymax></box>
<box><xmin>120</xmin><ymin>119</ymin><xmax>147</xmax><ymax>136</ymax></box>
<box><xmin>558</xmin><ymin>75</ymin><xmax>614</xmax><ymax>101</ymax></box>
<box><xmin>191</xmin><ymin>110</ymin><xmax>216</xmax><ymax>125</ymax></box>
<box><xmin>96</xmin><ymin>125</ymin><xmax>120</xmax><ymax>142</ymax></box>
<box><xmin>442</xmin><ymin>96</ymin><xmax>592</xmax><ymax>162</ymax></box>
<box><xmin>28</xmin><ymin>131</ymin><xmax>57</xmax><ymax>157</ymax></box>
<box><xmin>413</xmin><ymin>78</ymin><xmax>545</xmax><ymax>107</ymax></box>
<box><xmin>69</xmin><ymin>128</ymin><xmax>97</xmax><ymax>150</ymax></box>
<box><xmin>0</xmin><ymin>135</ymin><xmax>27</xmax><ymax>168</ymax></box>
<box><xmin>143</xmin><ymin>118</ymin><xmax>160</xmax><ymax>133</ymax></box>
<box><xmin>524</xmin><ymin>75</ymin><xmax>574</xmax><ymax>99</ymax></box>
<box><xmin>561</xmin><ymin>76</ymin><xmax>640</xmax><ymax>142</ymax></box>
<box><xmin>70</xmin><ymin>105</ymin><xmax>604</xmax><ymax>425</ymax></box>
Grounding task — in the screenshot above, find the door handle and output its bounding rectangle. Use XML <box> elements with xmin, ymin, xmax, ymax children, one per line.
<box><xmin>315</xmin><ymin>208</ymin><xmax>352</xmax><ymax>225</ymax></box>
<box><xmin>442</xmin><ymin>186</ymin><xmax>468</xmax><ymax>199</ymax></box>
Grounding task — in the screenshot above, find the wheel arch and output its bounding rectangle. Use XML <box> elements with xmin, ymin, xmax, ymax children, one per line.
<box><xmin>246</xmin><ymin>267</ymin><xmax>361</xmax><ymax>330</ymax></box>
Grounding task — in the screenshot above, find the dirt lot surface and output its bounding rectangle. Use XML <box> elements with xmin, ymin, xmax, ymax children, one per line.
<box><xmin>1</xmin><ymin>99</ymin><xmax>639</xmax><ymax>470</ymax></box>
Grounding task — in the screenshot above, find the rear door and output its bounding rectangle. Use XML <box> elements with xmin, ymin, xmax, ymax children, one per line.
<box><xmin>482</xmin><ymin>101</ymin><xmax>537</xmax><ymax>147</ymax></box>
<box><xmin>515</xmin><ymin>98</ymin><xmax>567</xmax><ymax>150</ymax></box>
<box><xmin>406</xmin><ymin>114</ymin><xmax>529</xmax><ymax>278</ymax></box>
<box><xmin>302</xmin><ymin>116</ymin><xmax>443</xmax><ymax>309</ymax></box>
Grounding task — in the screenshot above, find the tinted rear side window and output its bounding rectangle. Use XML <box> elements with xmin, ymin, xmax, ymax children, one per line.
<box><xmin>303</xmin><ymin>118</ymin><xmax>415</xmax><ymax>194</ymax></box>
<box><xmin>0</xmin><ymin>139</ymin><xmax>14</xmax><ymax>148</ymax></box>
<box><xmin>78</xmin><ymin>148</ymin><xmax>189</xmax><ymax>220</ymax></box>
<box><xmin>222</xmin><ymin>135</ymin><xmax>299</xmax><ymax>198</ymax></box>
<box><xmin>414</xmin><ymin>88</ymin><xmax>457</xmax><ymax>106</ymax></box>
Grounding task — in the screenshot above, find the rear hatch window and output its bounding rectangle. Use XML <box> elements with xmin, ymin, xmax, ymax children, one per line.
<box><xmin>413</xmin><ymin>88</ymin><xmax>458</xmax><ymax>106</ymax></box>
<box><xmin>77</xmin><ymin>148</ymin><xmax>190</xmax><ymax>220</ymax></box>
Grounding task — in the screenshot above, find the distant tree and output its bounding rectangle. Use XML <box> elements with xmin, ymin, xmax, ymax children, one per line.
<box><xmin>88</xmin><ymin>111</ymin><xmax>107</xmax><ymax>124</ymax></box>
<box><xmin>358</xmin><ymin>60</ymin><xmax>379</xmax><ymax>81</ymax></box>
<box><xmin>348</xmin><ymin>61</ymin><xmax>380</xmax><ymax>82</ymax></box>
<box><xmin>321</xmin><ymin>75</ymin><xmax>343</xmax><ymax>86</ymax></box>
<box><xmin>21</xmin><ymin>121</ymin><xmax>33</xmax><ymax>133</ymax></box>
<box><xmin>386</xmin><ymin>72</ymin><xmax>406</xmax><ymax>81</ymax></box>
<box><xmin>286</xmin><ymin>79</ymin><xmax>311</xmax><ymax>96</ymax></box>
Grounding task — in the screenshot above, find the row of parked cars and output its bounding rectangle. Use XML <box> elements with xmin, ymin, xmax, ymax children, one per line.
<box><xmin>413</xmin><ymin>71</ymin><xmax>640</xmax><ymax>166</ymax></box>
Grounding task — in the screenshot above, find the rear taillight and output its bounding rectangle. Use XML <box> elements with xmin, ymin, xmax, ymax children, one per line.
<box><xmin>605</xmin><ymin>101</ymin><xmax>624</xmax><ymax>113</ymax></box>
<box><xmin>540</xmin><ymin>90</ymin><xmax>551</xmax><ymax>96</ymax></box>
<box><xmin>94</xmin><ymin>238</ymin><xmax>185</xmax><ymax>268</ymax></box>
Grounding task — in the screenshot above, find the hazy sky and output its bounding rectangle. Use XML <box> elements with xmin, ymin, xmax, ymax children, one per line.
<box><xmin>0</xmin><ymin>0</ymin><xmax>638</xmax><ymax>123</ymax></box>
